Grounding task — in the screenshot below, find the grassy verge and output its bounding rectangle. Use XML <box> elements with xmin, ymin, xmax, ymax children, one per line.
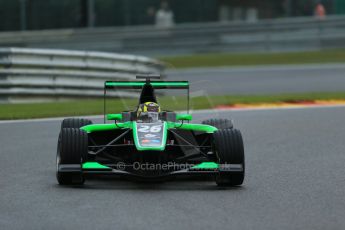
<box><xmin>160</xmin><ymin>50</ymin><xmax>345</xmax><ymax>68</ymax></box>
<box><xmin>1</xmin><ymin>92</ymin><xmax>345</xmax><ymax>120</ymax></box>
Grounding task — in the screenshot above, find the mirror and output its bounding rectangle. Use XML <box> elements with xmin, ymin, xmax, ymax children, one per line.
<box><xmin>176</xmin><ymin>114</ymin><xmax>192</xmax><ymax>121</ymax></box>
<box><xmin>107</xmin><ymin>113</ymin><xmax>123</xmax><ymax>121</ymax></box>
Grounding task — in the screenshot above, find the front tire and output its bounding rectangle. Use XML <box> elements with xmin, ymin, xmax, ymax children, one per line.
<box><xmin>213</xmin><ymin>129</ymin><xmax>245</xmax><ymax>186</ymax></box>
<box><xmin>56</xmin><ymin>128</ymin><xmax>88</xmax><ymax>185</ymax></box>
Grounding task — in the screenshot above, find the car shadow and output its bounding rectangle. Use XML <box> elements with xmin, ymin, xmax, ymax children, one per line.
<box><xmin>55</xmin><ymin>175</ymin><xmax>245</xmax><ymax>191</ymax></box>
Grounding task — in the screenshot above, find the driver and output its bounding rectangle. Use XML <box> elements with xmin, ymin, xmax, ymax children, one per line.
<box><xmin>137</xmin><ymin>102</ymin><xmax>161</xmax><ymax>123</ymax></box>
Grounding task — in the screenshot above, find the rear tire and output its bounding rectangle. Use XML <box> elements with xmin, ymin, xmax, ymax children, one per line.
<box><xmin>61</xmin><ymin>118</ymin><xmax>92</xmax><ymax>129</ymax></box>
<box><xmin>56</xmin><ymin>128</ymin><xmax>88</xmax><ymax>185</ymax></box>
<box><xmin>202</xmin><ymin>119</ymin><xmax>233</xmax><ymax>129</ymax></box>
<box><xmin>213</xmin><ymin>129</ymin><xmax>245</xmax><ymax>186</ymax></box>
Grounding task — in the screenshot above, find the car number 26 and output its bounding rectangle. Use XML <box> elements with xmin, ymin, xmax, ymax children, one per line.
<box><xmin>138</xmin><ymin>125</ymin><xmax>162</xmax><ymax>133</ymax></box>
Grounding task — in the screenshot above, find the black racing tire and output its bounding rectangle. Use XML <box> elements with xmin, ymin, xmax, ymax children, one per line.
<box><xmin>61</xmin><ymin>118</ymin><xmax>92</xmax><ymax>129</ymax></box>
<box><xmin>202</xmin><ymin>118</ymin><xmax>233</xmax><ymax>129</ymax></box>
<box><xmin>56</xmin><ymin>128</ymin><xmax>88</xmax><ymax>185</ymax></box>
<box><xmin>213</xmin><ymin>129</ymin><xmax>245</xmax><ymax>186</ymax></box>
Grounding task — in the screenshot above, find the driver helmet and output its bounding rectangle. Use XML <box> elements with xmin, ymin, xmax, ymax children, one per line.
<box><xmin>137</xmin><ymin>102</ymin><xmax>161</xmax><ymax>122</ymax></box>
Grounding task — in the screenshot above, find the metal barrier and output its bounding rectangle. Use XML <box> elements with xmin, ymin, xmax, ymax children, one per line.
<box><xmin>0</xmin><ymin>48</ymin><xmax>165</xmax><ymax>103</ymax></box>
<box><xmin>1</xmin><ymin>16</ymin><xmax>345</xmax><ymax>56</ymax></box>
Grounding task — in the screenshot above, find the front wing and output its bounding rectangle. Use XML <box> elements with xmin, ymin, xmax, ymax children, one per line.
<box><xmin>58</xmin><ymin>162</ymin><xmax>244</xmax><ymax>179</ymax></box>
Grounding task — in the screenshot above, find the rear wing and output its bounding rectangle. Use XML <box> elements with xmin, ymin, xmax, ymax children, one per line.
<box><xmin>104</xmin><ymin>81</ymin><xmax>189</xmax><ymax>89</ymax></box>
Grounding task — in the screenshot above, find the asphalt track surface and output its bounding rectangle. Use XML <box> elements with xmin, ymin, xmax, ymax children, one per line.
<box><xmin>1</xmin><ymin>106</ymin><xmax>345</xmax><ymax>230</ymax></box>
<box><xmin>167</xmin><ymin>64</ymin><xmax>345</xmax><ymax>95</ymax></box>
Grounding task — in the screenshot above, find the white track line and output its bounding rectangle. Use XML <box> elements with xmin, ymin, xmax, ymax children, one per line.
<box><xmin>0</xmin><ymin>115</ymin><xmax>103</xmax><ymax>124</ymax></box>
<box><xmin>1</xmin><ymin>103</ymin><xmax>345</xmax><ymax>124</ymax></box>
<box><xmin>167</xmin><ymin>63</ymin><xmax>345</xmax><ymax>75</ymax></box>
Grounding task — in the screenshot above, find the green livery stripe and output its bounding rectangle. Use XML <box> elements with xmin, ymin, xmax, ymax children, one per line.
<box><xmin>192</xmin><ymin>162</ymin><xmax>219</xmax><ymax>169</ymax></box>
<box><xmin>168</xmin><ymin>122</ymin><xmax>218</xmax><ymax>133</ymax></box>
<box><xmin>83</xmin><ymin>162</ymin><xmax>218</xmax><ymax>170</ymax></box>
<box><xmin>105</xmin><ymin>82</ymin><xmax>189</xmax><ymax>87</ymax></box>
<box><xmin>82</xmin><ymin>162</ymin><xmax>111</xmax><ymax>170</ymax></box>
<box><xmin>80</xmin><ymin>122</ymin><xmax>131</xmax><ymax>133</ymax></box>
<box><xmin>81</xmin><ymin>122</ymin><xmax>217</xmax><ymax>134</ymax></box>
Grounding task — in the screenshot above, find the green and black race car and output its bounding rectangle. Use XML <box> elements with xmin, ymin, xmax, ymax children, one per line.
<box><xmin>56</xmin><ymin>76</ymin><xmax>245</xmax><ymax>186</ymax></box>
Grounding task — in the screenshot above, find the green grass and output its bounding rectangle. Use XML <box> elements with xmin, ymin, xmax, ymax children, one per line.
<box><xmin>1</xmin><ymin>92</ymin><xmax>345</xmax><ymax>120</ymax></box>
<box><xmin>160</xmin><ymin>50</ymin><xmax>345</xmax><ymax>68</ymax></box>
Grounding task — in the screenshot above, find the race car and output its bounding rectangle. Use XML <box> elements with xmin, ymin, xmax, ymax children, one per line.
<box><xmin>56</xmin><ymin>76</ymin><xmax>245</xmax><ymax>186</ymax></box>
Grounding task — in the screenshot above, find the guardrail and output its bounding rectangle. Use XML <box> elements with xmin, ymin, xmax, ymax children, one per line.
<box><xmin>1</xmin><ymin>16</ymin><xmax>345</xmax><ymax>56</ymax></box>
<box><xmin>0</xmin><ymin>48</ymin><xmax>165</xmax><ymax>103</ymax></box>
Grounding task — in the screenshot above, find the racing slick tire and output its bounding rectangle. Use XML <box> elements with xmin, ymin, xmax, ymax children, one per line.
<box><xmin>61</xmin><ymin>118</ymin><xmax>92</xmax><ymax>129</ymax></box>
<box><xmin>56</xmin><ymin>128</ymin><xmax>88</xmax><ymax>185</ymax></box>
<box><xmin>202</xmin><ymin>119</ymin><xmax>233</xmax><ymax>129</ymax></box>
<box><xmin>213</xmin><ymin>129</ymin><xmax>245</xmax><ymax>186</ymax></box>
